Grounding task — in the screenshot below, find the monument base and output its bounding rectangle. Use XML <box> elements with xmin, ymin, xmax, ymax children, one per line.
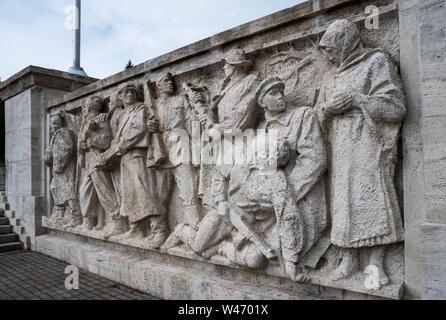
<box><xmin>36</xmin><ymin>228</ymin><xmax>400</xmax><ymax>300</ymax></box>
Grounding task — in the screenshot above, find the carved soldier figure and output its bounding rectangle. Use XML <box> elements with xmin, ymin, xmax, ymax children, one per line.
<box><xmin>45</xmin><ymin>115</ymin><xmax>81</xmax><ymax>228</ymax></box>
<box><xmin>97</xmin><ymin>84</ymin><xmax>166</xmax><ymax>249</ymax></box>
<box><xmin>182</xmin><ymin>83</ymin><xmax>217</xmax><ymax>210</ymax></box>
<box><xmin>210</xmin><ymin>48</ymin><xmax>261</xmax><ymax>219</ymax></box>
<box><xmin>164</xmin><ymin>77</ymin><xmax>327</xmax><ymax>282</ymax></box>
<box><xmin>150</xmin><ymin>73</ymin><xmax>202</xmax><ymax>227</ymax></box>
<box><xmin>213</xmin><ymin>48</ymin><xmax>260</xmax><ymax>132</ymax></box>
<box><xmin>77</xmin><ymin>96</ymin><xmax>122</xmax><ymax>237</ymax></box>
<box><xmin>215</xmin><ymin>136</ymin><xmax>308</xmax><ymax>281</ymax></box>
<box><xmin>256</xmin><ymin>77</ymin><xmax>328</xmax><ymax>266</ymax></box>
<box><xmin>163</xmin><ymin>49</ymin><xmax>261</xmax><ymax>264</ymax></box>
<box><xmin>316</xmin><ymin>19</ymin><xmax>406</xmax><ymax>288</ymax></box>
<box><xmin>164</xmin><ymin>136</ymin><xmax>308</xmax><ymax>282</ymax></box>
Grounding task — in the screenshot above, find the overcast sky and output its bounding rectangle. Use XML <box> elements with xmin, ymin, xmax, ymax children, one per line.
<box><xmin>0</xmin><ymin>0</ymin><xmax>305</xmax><ymax>81</ymax></box>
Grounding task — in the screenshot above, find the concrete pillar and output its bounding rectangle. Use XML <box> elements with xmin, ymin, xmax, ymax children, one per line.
<box><xmin>399</xmin><ymin>0</ymin><xmax>446</xmax><ymax>299</ymax></box>
<box><xmin>0</xmin><ymin>66</ymin><xmax>97</xmax><ymax>250</ymax></box>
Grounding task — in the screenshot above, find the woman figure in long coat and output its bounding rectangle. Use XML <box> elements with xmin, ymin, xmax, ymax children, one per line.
<box><xmin>316</xmin><ymin>19</ymin><xmax>406</xmax><ymax>288</ymax></box>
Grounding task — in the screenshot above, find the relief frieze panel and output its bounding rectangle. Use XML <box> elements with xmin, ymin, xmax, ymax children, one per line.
<box><xmin>44</xmin><ymin>19</ymin><xmax>406</xmax><ymax>299</ymax></box>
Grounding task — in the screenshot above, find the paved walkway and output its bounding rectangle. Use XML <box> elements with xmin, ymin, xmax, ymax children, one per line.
<box><xmin>0</xmin><ymin>251</ymin><xmax>158</xmax><ymax>300</ymax></box>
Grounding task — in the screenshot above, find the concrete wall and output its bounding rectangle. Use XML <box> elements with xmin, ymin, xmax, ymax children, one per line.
<box><xmin>399</xmin><ymin>0</ymin><xmax>446</xmax><ymax>300</ymax></box>
<box><xmin>4</xmin><ymin>87</ymin><xmax>74</xmax><ymax>249</ymax></box>
<box><xmin>0</xmin><ymin>0</ymin><xmax>445</xmax><ymax>299</ymax></box>
<box><xmin>0</xmin><ymin>67</ymin><xmax>98</xmax><ymax>250</ymax></box>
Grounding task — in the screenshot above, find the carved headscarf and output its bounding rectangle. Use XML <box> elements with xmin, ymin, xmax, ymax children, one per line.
<box><xmin>319</xmin><ymin>19</ymin><xmax>361</xmax><ymax>65</ymax></box>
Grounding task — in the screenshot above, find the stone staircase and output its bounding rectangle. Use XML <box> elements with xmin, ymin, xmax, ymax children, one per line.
<box><xmin>0</xmin><ymin>192</ymin><xmax>30</xmax><ymax>252</ymax></box>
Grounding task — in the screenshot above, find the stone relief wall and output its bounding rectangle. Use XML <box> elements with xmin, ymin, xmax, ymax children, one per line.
<box><xmin>44</xmin><ymin>15</ymin><xmax>406</xmax><ymax>299</ymax></box>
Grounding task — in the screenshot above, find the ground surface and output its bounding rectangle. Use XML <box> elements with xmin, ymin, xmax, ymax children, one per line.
<box><xmin>0</xmin><ymin>251</ymin><xmax>158</xmax><ymax>300</ymax></box>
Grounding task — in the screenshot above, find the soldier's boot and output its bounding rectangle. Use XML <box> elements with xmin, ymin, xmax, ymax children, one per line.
<box><xmin>145</xmin><ymin>216</ymin><xmax>168</xmax><ymax>249</ymax></box>
<box><xmin>117</xmin><ymin>221</ymin><xmax>145</xmax><ymax>241</ymax></box>
<box><xmin>285</xmin><ymin>261</ymin><xmax>310</xmax><ymax>283</ymax></box>
<box><xmin>102</xmin><ymin>217</ymin><xmax>127</xmax><ymax>239</ymax></box>
<box><xmin>162</xmin><ymin>224</ymin><xmax>187</xmax><ymax>250</ymax></box>
<box><xmin>80</xmin><ymin>217</ymin><xmax>95</xmax><ymax>231</ymax></box>
<box><xmin>63</xmin><ymin>200</ymin><xmax>82</xmax><ymax>229</ymax></box>
<box><xmin>331</xmin><ymin>248</ymin><xmax>359</xmax><ymax>281</ymax></box>
<box><xmin>51</xmin><ymin>206</ymin><xmax>65</xmax><ymax>226</ymax></box>
<box><xmin>64</xmin><ymin>216</ymin><xmax>82</xmax><ymax>229</ymax></box>
<box><xmin>183</xmin><ymin>205</ymin><xmax>202</xmax><ymax>228</ymax></box>
<box><xmin>94</xmin><ymin>209</ymin><xmax>106</xmax><ymax>231</ymax></box>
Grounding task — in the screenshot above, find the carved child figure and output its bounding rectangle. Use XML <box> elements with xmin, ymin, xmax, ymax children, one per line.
<box><xmin>316</xmin><ymin>19</ymin><xmax>406</xmax><ymax>288</ymax></box>
<box><xmin>45</xmin><ymin>115</ymin><xmax>81</xmax><ymax>228</ymax></box>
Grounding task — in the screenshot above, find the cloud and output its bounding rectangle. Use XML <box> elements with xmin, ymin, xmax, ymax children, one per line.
<box><xmin>0</xmin><ymin>0</ymin><xmax>305</xmax><ymax>81</ymax></box>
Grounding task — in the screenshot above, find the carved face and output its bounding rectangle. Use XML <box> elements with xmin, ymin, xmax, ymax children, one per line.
<box><xmin>223</xmin><ymin>63</ymin><xmax>237</xmax><ymax>77</ymax></box>
<box><xmin>50</xmin><ymin>115</ymin><xmax>63</xmax><ymax>133</ymax></box>
<box><xmin>319</xmin><ymin>19</ymin><xmax>361</xmax><ymax>67</ymax></box>
<box><xmin>320</xmin><ymin>46</ymin><xmax>343</xmax><ymax>66</ymax></box>
<box><xmin>86</xmin><ymin>97</ymin><xmax>102</xmax><ymax>114</ymax></box>
<box><xmin>158</xmin><ymin>75</ymin><xmax>174</xmax><ymax>95</ymax></box>
<box><xmin>260</xmin><ymin>86</ymin><xmax>286</xmax><ymax>114</ymax></box>
<box><xmin>121</xmin><ymin>88</ymin><xmax>136</xmax><ymax>105</ymax></box>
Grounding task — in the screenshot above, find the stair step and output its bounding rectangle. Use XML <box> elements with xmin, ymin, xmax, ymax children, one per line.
<box><xmin>0</xmin><ymin>203</ymin><xmax>9</xmax><ymax>210</ymax></box>
<box><xmin>0</xmin><ymin>217</ymin><xmax>9</xmax><ymax>225</ymax></box>
<box><xmin>4</xmin><ymin>210</ymin><xmax>15</xmax><ymax>219</ymax></box>
<box><xmin>13</xmin><ymin>225</ymin><xmax>24</xmax><ymax>235</ymax></box>
<box><xmin>0</xmin><ymin>210</ymin><xmax>4</xmax><ymax>217</ymax></box>
<box><xmin>0</xmin><ymin>225</ymin><xmax>13</xmax><ymax>235</ymax></box>
<box><xmin>0</xmin><ymin>233</ymin><xmax>18</xmax><ymax>244</ymax></box>
<box><xmin>0</xmin><ymin>242</ymin><xmax>23</xmax><ymax>253</ymax></box>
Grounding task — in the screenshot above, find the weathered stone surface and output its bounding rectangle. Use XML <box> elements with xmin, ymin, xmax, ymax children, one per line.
<box><xmin>38</xmin><ymin>20</ymin><xmax>406</xmax><ymax>298</ymax></box>
<box><xmin>1</xmin><ymin>67</ymin><xmax>97</xmax><ymax>250</ymax></box>
<box><xmin>38</xmin><ymin>0</ymin><xmax>409</xmax><ymax>299</ymax></box>
<box><xmin>398</xmin><ymin>0</ymin><xmax>446</xmax><ymax>300</ymax></box>
<box><xmin>1</xmin><ymin>0</ymin><xmax>445</xmax><ymax>300</ymax></box>
<box><xmin>37</xmin><ymin>231</ymin><xmax>392</xmax><ymax>300</ymax></box>
<box><xmin>0</xmin><ymin>66</ymin><xmax>97</xmax><ymax>102</ymax></box>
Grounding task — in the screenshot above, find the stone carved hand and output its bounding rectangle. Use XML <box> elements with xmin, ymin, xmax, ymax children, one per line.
<box><xmin>118</xmin><ymin>141</ymin><xmax>128</xmax><ymax>154</ymax></box>
<box><xmin>87</xmin><ymin>119</ymin><xmax>99</xmax><ymax>131</ymax></box>
<box><xmin>54</xmin><ymin>164</ymin><xmax>64</xmax><ymax>175</ymax></box>
<box><xmin>198</xmin><ymin>113</ymin><xmax>210</xmax><ymax>127</ymax></box>
<box><xmin>96</xmin><ymin>113</ymin><xmax>109</xmax><ymax>123</ymax></box>
<box><xmin>78</xmin><ymin>139</ymin><xmax>87</xmax><ymax>151</ymax></box>
<box><xmin>237</xmin><ymin>201</ymin><xmax>274</xmax><ymax>214</ymax></box>
<box><xmin>44</xmin><ymin>149</ymin><xmax>53</xmax><ymax>165</ymax></box>
<box><xmin>285</xmin><ymin>261</ymin><xmax>310</xmax><ymax>283</ymax></box>
<box><xmin>324</xmin><ymin>93</ymin><xmax>353</xmax><ymax>115</ymax></box>
<box><xmin>147</xmin><ymin>118</ymin><xmax>160</xmax><ymax>133</ymax></box>
<box><xmin>94</xmin><ymin>155</ymin><xmax>109</xmax><ymax>170</ymax></box>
